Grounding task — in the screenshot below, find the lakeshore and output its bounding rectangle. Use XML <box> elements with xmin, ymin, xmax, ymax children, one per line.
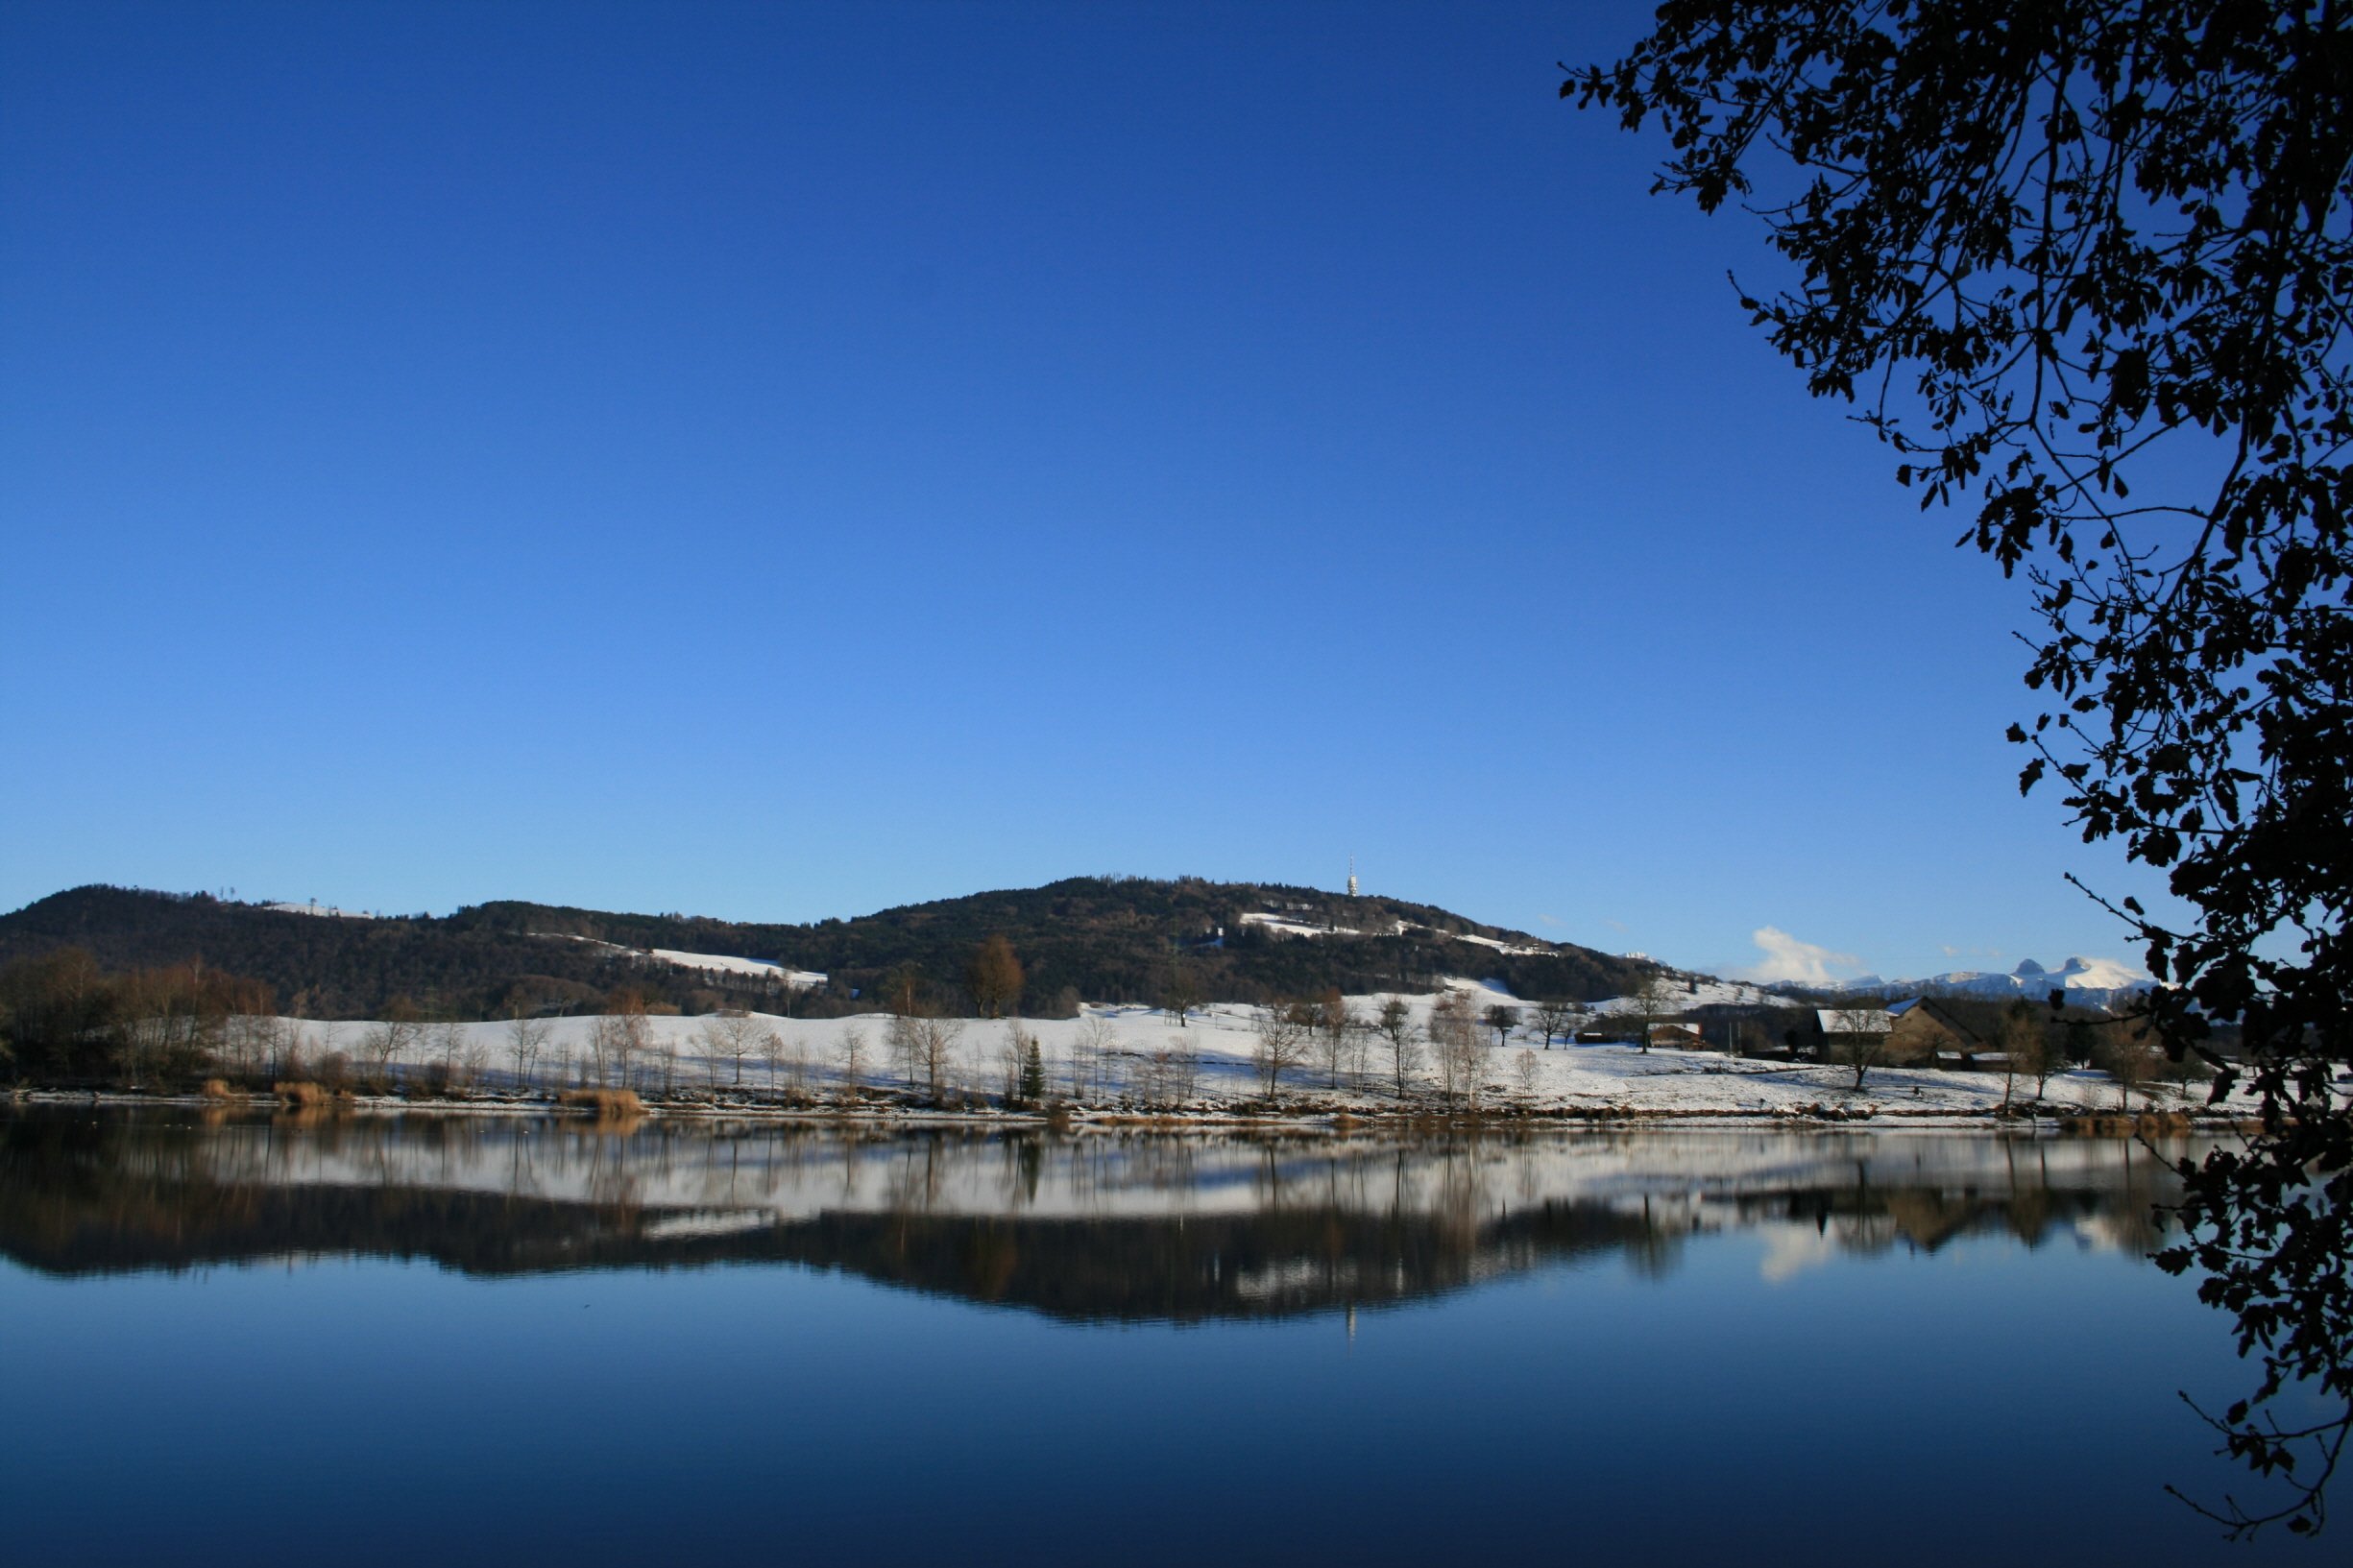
<box><xmin>24</xmin><ymin>989</ymin><xmax>2257</xmax><ymax>1126</ymax></box>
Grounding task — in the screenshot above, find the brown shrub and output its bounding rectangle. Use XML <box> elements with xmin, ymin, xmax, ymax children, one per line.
<box><xmin>275</xmin><ymin>1081</ymin><xmax>331</xmax><ymax>1109</ymax></box>
<box><xmin>200</xmin><ymin>1078</ymin><xmax>236</xmax><ymax>1100</ymax></box>
<box><xmin>2058</xmin><ymin>1112</ymin><xmax>2173</xmax><ymax>1138</ymax></box>
<box><xmin>560</xmin><ymin>1087</ymin><xmax>644</xmax><ymax>1120</ymax></box>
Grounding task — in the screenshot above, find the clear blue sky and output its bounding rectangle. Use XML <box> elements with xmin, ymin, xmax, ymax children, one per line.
<box><xmin>0</xmin><ymin>0</ymin><xmax>2176</xmax><ymax>984</ymax></box>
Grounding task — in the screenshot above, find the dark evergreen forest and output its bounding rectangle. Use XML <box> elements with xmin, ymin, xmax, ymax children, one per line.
<box><xmin>0</xmin><ymin>879</ymin><xmax>1662</xmax><ymax>1021</ymax></box>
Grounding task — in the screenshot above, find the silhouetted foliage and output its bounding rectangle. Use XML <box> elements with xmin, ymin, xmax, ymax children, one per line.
<box><xmin>1574</xmin><ymin>1</ymin><xmax>2351</xmax><ymax>1534</ymax></box>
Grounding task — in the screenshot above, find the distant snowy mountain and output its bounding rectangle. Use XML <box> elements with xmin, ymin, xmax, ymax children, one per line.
<box><xmin>1777</xmin><ymin>955</ymin><xmax>2156</xmax><ymax>1007</ymax></box>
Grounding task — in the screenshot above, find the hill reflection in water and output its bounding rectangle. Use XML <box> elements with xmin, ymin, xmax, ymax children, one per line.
<box><xmin>0</xmin><ymin>1106</ymin><xmax>2194</xmax><ymax>1321</ymax></box>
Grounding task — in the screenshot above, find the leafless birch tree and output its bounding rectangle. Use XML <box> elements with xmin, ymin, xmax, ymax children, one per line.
<box><xmin>1250</xmin><ymin>1002</ymin><xmax>1311</xmax><ymax>1100</ymax></box>
<box><xmin>1429</xmin><ymin>991</ymin><xmax>1481</xmax><ymax>1111</ymax></box>
<box><xmin>700</xmin><ymin>1009</ymin><xmax>764</xmax><ymax>1088</ymax></box>
<box><xmin>506</xmin><ymin>1007</ymin><xmax>551</xmax><ymax>1091</ymax></box>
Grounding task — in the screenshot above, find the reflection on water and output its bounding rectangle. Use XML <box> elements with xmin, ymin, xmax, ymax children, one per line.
<box><xmin>0</xmin><ymin>1106</ymin><xmax>2195</xmax><ymax>1319</ymax></box>
<box><xmin>9</xmin><ymin>1105</ymin><xmax>2319</xmax><ymax>1568</ymax></box>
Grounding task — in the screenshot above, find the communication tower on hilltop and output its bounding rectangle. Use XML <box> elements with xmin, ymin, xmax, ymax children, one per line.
<box><xmin>1347</xmin><ymin>856</ymin><xmax>1359</xmax><ymax>899</ymax></box>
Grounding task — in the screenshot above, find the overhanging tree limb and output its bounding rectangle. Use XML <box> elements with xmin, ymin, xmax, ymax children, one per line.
<box><xmin>1569</xmin><ymin>0</ymin><xmax>2351</xmax><ymax>1536</ymax></box>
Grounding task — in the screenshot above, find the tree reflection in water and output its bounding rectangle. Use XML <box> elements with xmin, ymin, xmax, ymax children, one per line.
<box><xmin>0</xmin><ymin>1105</ymin><xmax>2197</xmax><ymax>1322</ymax></box>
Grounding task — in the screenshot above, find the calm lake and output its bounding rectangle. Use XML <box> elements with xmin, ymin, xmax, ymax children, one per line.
<box><xmin>0</xmin><ymin>1105</ymin><xmax>2322</xmax><ymax>1566</ymax></box>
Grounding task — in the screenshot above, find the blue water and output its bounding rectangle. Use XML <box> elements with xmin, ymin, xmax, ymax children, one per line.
<box><xmin>0</xmin><ymin>1110</ymin><xmax>2322</xmax><ymax>1565</ymax></box>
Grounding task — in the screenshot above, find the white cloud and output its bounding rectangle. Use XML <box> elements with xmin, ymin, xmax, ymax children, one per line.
<box><xmin>1741</xmin><ymin>926</ymin><xmax>1863</xmax><ymax>986</ymax></box>
<box><xmin>1759</xmin><ymin>1224</ymin><xmax>1841</xmax><ymax>1284</ymax></box>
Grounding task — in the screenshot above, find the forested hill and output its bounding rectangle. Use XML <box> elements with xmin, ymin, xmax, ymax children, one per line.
<box><xmin>0</xmin><ymin>879</ymin><xmax>1662</xmax><ymax>1021</ymax></box>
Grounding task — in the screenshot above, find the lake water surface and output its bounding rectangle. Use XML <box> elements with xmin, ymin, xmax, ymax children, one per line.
<box><xmin>0</xmin><ymin>1105</ymin><xmax>2320</xmax><ymax>1565</ymax></box>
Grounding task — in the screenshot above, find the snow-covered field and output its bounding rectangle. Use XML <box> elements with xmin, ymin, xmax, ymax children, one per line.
<box><xmin>248</xmin><ymin>980</ymin><xmax>2241</xmax><ymax>1121</ymax></box>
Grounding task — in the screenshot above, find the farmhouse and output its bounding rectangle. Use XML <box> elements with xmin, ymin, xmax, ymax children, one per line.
<box><xmin>1888</xmin><ymin>998</ymin><xmax>2001</xmax><ymax>1069</ymax></box>
<box><xmin>1810</xmin><ymin>1005</ymin><xmax>1894</xmax><ymax>1056</ymax></box>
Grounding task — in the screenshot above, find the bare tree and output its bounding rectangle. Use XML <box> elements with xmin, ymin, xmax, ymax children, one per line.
<box><xmin>1250</xmin><ymin>1002</ymin><xmax>1311</xmax><ymax>1100</ymax></box>
<box><xmin>905</xmin><ymin>1015</ymin><xmax>961</xmax><ymax>1102</ymax></box>
<box><xmin>1429</xmin><ymin>991</ymin><xmax>1482</xmax><ymax>1110</ymax></box>
<box><xmin>1074</xmin><ymin>1012</ymin><xmax>1118</xmax><ymax>1101</ymax></box>
<box><xmin>1515</xmin><ymin>1048</ymin><xmax>1540</xmax><ymax>1100</ymax></box>
<box><xmin>700</xmin><ymin>1009</ymin><xmax>764</xmax><ymax>1088</ymax></box>
<box><xmin>219</xmin><ymin>1008</ymin><xmax>276</xmax><ymax>1082</ymax></box>
<box><xmin>888</xmin><ymin>1008</ymin><xmax>925</xmax><ymax>1091</ymax></box>
<box><xmin>781</xmin><ymin>1029</ymin><xmax>811</xmax><ymax>1098</ymax></box>
<box><xmin>995</xmin><ymin>1021</ymin><xmax>1028</xmax><ymax>1105</ymax></box>
<box><xmin>1375</xmin><ymin>997</ymin><xmax>1422</xmax><ymax>1100</ymax></box>
<box><xmin>272</xmin><ymin>1020</ymin><xmax>310</xmax><ymax>1083</ymax></box>
<box><xmin>613</xmin><ymin>992</ymin><xmax>650</xmax><ymax>1090</ymax></box>
<box><xmin>1165</xmin><ymin>1034</ymin><xmax>1200</xmax><ymax>1104</ymax></box>
<box><xmin>587</xmin><ymin>993</ymin><xmax>650</xmax><ymax>1090</ymax></box>
<box><xmin>1483</xmin><ymin>1002</ymin><xmax>1521</xmax><ymax>1049</ymax></box>
<box><xmin>360</xmin><ymin>1000</ymin><xmax>422</xmax><ymax>1090</ymax></box>
<box><xmin>1344</xmin><ymin>1010</ymin><xmax>1374</xmax><ymax>1085</ymax></box>
<box><xmin>1162</xmin><ymin>962</ymin><xmax>1201</xmax><ymax>1028</ymax></box>
<box><xmin>1311</xmin><ymin>986</ymin><xmax>1354</xmax><ymax>1089</ymax></box>
<box><xmin>1824</xmin><ymin>999</ymin><xmax>1893</xmax><ymax>1092</ymax></box>
<box><xmin>310</xmin><ymin>1021</ymin><xmax>343</xmax><ymax>1082</ymax></box>
<box><xmin>1628</xmin><ymin>971</ymin><xmax>1681</xmax><ymax>1054</ymax></box>
<box><xmin>1133</xmin><ymin>1046</ymin><xmax>1167</xmax><ymax>1109</ymax></box>
<box><xmin>430</xmin><ymin>1018</ymin><xmax>469</xmax><ymax>1091</ymax></box>
<box><xmin>836</xmin><ymin>1025</ymin><xmax>869</xmax><ymax>1102</ymax></box>
<box><xmin>586</xmin><ymin>1012</ymin><xmax>621</xmax><ymax>1087</ymax></box>
<box><xmin>758</xmin><ymin>1025</ymin><xmax>788</xmax><ymax>1095</ymax></box>
<box><xmin>1530</xmin><ymin>999</ymin><xmax>1577</xmax><ymax>1050</ymax></box>
<box><xmin>1999</xmin><ymin>1003</ymin><xmax>2068</xmax><ymax>1104</ymax></box>
<box><xmin>506</xmin><ymin>1006</ymin><xmax>551</xmax><ymax>1091</ymax></box>
<box><xmin>1996</xmin><ymin>1000</ymin><xmax>2036</xmax><ymax>1113</ymax></box>
<box><xmin>2098</xmin><ymin>1019</ymin><xmax>2166</xmax><ymax>1111</ymax></box>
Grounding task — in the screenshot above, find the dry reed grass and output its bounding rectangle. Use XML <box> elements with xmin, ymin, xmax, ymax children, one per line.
<box><xmin>2059</xmin><ymin>1110</ymin><xmax>2194</xmax><ymax>1137</ymax></box>
<box><xmin>560</xmin><ymin>1087</ymin><xmax>644</xmax><ymax>1120</ymax></box>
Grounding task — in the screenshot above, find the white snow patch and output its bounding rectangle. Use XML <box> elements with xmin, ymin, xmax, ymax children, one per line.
<box><xmin>645</xmin><ymin>949</ymin><xmax>826</xmax><ymax>987</ymax></box>
<box><xmin>1238</xmin><ymin>909</ymin><xmax>1550</xmax><ymax>956</ymax></box>
<box><xmin>529</xmin><ymin>932</ymin><xmax>824</xmax><ymax>989</ymax></box>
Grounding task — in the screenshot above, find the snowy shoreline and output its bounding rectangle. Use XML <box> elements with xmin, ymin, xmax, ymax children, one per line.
<box><xmin>19</xmin><ymin>985</ymin><xmax>2276</xmax><ymax>1127</ymax></box>
<box><xmin>12</xmin><ymin>1085</ymin><xmax>2245</xmax><ymax>1136</ymax></box>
